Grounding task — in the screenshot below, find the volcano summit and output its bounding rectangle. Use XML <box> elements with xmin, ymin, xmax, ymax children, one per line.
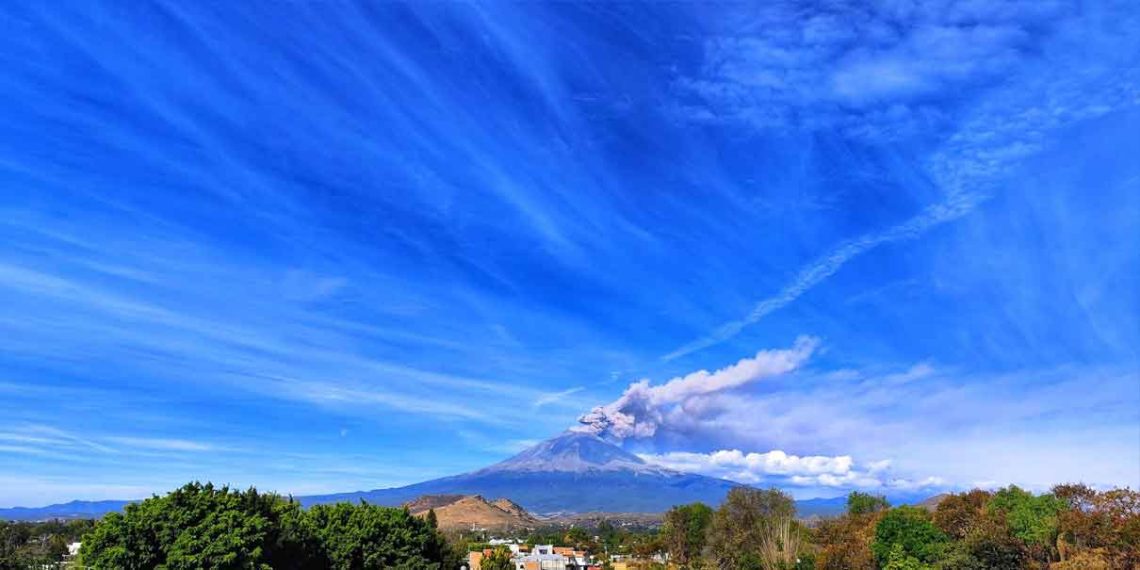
<box><xmin>302</xmin><ymin>432</ymin><xmax>742</xmax><ymax>513</ymax></box>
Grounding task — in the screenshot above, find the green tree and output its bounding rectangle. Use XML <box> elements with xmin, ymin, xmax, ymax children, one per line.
<box><xmin>1</xmin><ymin>521</ymin><xmax>29</xmax><ymax>570</ymax></box>
<box><xmin>629</xmin><ymin>531</ymin><xmax>664</xmax><ymax>560</ymax></box>
<box><xmin>480</xmin><ymin>546</ymin><xmax>513</xmax><ymax>570</ymax></box>
<box><xmin>306</xmin><ymin>502</ymin><xmax>454</xmax><ymax>570</ymax></box>
<box><xmin>79</xmin><ymin>482</ymin><xmax>457</xmax><ymax>570</ymax></box>
<box><xmin>936</xmin><ymin>512</ymin><xmax>1027</xmax><ymax>570</ymax></box>
<box><xmin>707</xmin><ymin>487</ymin><xmax>798</xmax><ymax>569</ymax></box>
<box><xmin>871</xmin><ymin>506</ymin><xmax>949</xmax><ymax>567</ymax></box>
<box><xmin>987</xmin><ymin>485</ymin><xmax>1064</xmax><ymax>563</ymax></box>
<box><xmin>525</xmin><ymin>529</ymin><xmax>562</xmax><ymax>547</ymax></box>
<box><xmin>847</xmin><ymin>492</ymin><xmax>890</xmax><ymax>516</ymax></box>
<box><xmin>597</xmin><ymin>518</ymin><xmax>624</xmax><ymax>554</ymax></box>
<box><xmin>660</xmin><ymin>502</ymin><xmax>713</xmax><ymax>568</ymax></box>
<box><xmin>564</xmin><ymin>526</ymin><xmax>592</xmax><ymax>551</ymax></box>
<box><xmin>1052</xmin><ymin>485</ymin><xmax>1140</xmax><ymax>568</ymax></box>
<box><xmin>960</xmin><ymin>513</ymin><xmax>1027</xmax><ymax>569</ymax></box>
<box><xmin>932</xmin><ymin>490</ymin><xmax>991</xmax><ymax>540</ymax></box>
<box><xmin>884</xmin><ymin>543</ymin><xmax>932</xmax><ymax>570</ymax></box>
<box><xmin>80</xmin><ymin>482</ymin><xmax>318</xmax><ymax>570</ymax></box>
<box><xmin>812</xmin><ymin>512</ymin><xmax>879</xmax><ymax>570</ymax></box>
<box><xmin>757</xmin><ymin>515</ymin><xmax>805</xmax><ymax>570</ymax></box>
<box><xmin>2</xmin><ymin>518</ymin><xmax>98</xmax><ymax>569</ymax></box>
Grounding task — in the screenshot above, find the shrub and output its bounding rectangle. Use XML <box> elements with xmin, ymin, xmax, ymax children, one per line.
<box><xmin>871</xmin><ymin>506</ymin><xmax>949</xmax><ymax>566</ymax></box>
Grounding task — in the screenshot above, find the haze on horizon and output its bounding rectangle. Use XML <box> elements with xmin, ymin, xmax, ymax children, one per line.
<box><xmin>0</xmin><ymin>2</ymin><xmax>1137</xmax><ymax>508</ymax></box>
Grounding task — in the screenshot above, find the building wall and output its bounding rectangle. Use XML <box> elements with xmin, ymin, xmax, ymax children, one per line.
<box><xmin>468</xmin><ymin>551</ymin><xmax>484</xmax><ymax>570</ymax></box>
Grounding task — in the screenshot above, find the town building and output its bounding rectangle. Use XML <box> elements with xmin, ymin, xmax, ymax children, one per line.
<box><xmin>467</xmin><ymin>543</ymin><xmax>599</xmax><ymax>570</ymax></box>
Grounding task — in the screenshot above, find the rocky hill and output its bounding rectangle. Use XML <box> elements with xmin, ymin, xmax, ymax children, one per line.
<box><xmin>405</xmin><ymin>494</ymin><xmax>537</xmax><ymax>530</ymax></box>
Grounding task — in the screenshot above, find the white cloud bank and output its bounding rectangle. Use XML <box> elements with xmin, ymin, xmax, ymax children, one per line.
<box><xmin>640</xmin><ymin>448</ymin><xmax>945</xmax><ymax>491</ymax></box>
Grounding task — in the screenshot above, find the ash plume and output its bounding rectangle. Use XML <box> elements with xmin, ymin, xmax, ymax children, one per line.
<box><xmin>575</xmin><ymin>337</ymin><xmax>818</xmax><ymax>441</ymax></box>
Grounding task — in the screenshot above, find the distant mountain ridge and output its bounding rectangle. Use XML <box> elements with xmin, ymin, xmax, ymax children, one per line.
<box><xmin>0</xmin><ymin>500</ymin><xmax>133</xmax><ymax>521</ymax></box>
<box><xmin>0</xmin><ymin>432</ymin><xmax>903</xmax><ymax>520</ymax></box>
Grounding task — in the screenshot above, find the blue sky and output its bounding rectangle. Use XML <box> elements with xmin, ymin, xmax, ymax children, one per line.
<box><xmin>1</xmin><ymin>1</ymin><xmax>1138</xmax><ymax>506</ymax></box>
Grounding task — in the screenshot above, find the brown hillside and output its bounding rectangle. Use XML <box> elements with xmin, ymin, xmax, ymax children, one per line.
<box><xmin>918</xmin><ymin>493</ymin><xmax>950</xmax><ymax>511</ymax></box>
<box><xmin>405</xmin><ymin>494</ymin><xmax>469</xmax><ymax>512</ymax></box>
<box><xmin>490</xmin><ymin>498</ymin><xmax>529</xmax><ymax>518</ymax></box>
<box><xmin>406</xmin><ymin>494</ymin><xmax>537</xmax><ymax>530</ymax></box>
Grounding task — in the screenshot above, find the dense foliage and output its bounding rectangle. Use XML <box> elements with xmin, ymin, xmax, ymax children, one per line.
<box><xmin>661</xmin><ymin>502</ymin><xmax>713</xmax><ymax>568</ymax></box>
<box><xmin>870</xmin><ymin>506</ymin><xmax>949</xmax><ymax>565</ymax></box>
<box><xmin>700</xmin><ymin>487</ymin><xmax>809</xmax><ymax>570</ymax></box>
<box><xmin>480</xmin><ymin>546</ymin><xmax>514</xmax><ymax>570</ymax></box>
<box><xmin>849</xmin><ymin>493</ymin><xmax>891</xmax><ymax>516</ymax></box>
<box><xmin>1</xmin><ymin>518</ymin><xmax>91</xmax><ymax>569</ymax></box>
<box><xmin>931</xmin><ymin>489</ymin><xmax>990</xmax><ymax>540</ymax></box>
<box><xmin>988</xmin><ymin>485</ymin><xmax>1067</xmax><ymax>563</ymax></box>
<box><xmin>9</xmin><ymin>481</ymin><xmax>1136</xmax><ymax>570</ymax></box>
<box><xmin>811</xmin><ymin>485</ymin><xmax>1139</xmax><ymax>570</ymax></box>
<box><xmin>814</xmin><ymin>507</ymin><xmax>880</xmax><ymax>570</ymax></box>
<box><xmin>1051</xmin><ymin>484</ymin><xmax>1140</xmax><ymax>569</ymax></box>
<box><xmin>621</xmin><ymin>484</ymin><xmax>1138</xmax><ymax>570</ymax></box>
<box><xmin>306</xmin><ymin>502</ymin><xmax>455</xmax><ymax>569</ymax></box>
<box><xmin>78</xmin><ymin>482</ymin><xmax>459</xmax><ymax>570</ymax></box>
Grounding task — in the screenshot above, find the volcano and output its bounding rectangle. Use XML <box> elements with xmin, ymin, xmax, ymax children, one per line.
<box><xmin>0</xmin><ymin>432</ymin><xmax>853</xmax><ymax>519</ymax></box>
<box><xmin>301</xmin><ymin>431</ymin><xmax>744</xmax><ymax>513</ymax></box>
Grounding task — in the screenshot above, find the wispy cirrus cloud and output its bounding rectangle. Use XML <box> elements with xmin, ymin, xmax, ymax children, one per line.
<box><xmin>533</xmin><ymin>386</ymin><xmax>585</xmax><ymax>408</ymax></box>
<box><xmin>0</xmin><ymin>256</ymin><xmax>544</xmax><ymax>427</ymax></box>
<box><xmin>0</xmin><ymin>1</ymin><xmax>1136</xmax><ymax>507</ymax></box>
<box><xmin>103</xmin><ymin>437</ymin><xmax>214</xmax><ymax>452</ymax></box>
<box><xmin>666</xmin><ymin>0</ymin><xmax>1140</xmax><ymax>360</ymax></box>
<box><xmin>0</xmin><ymin>426</ymin><xmax>215</xmax><ymax>457</ymax></box>
<box><xmin>676</xmin><ymin>0</ymin><xmax>1078</xmax><ymax>136</ymax></box>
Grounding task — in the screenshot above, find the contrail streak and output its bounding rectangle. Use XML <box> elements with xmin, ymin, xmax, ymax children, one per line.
<box><xmin>663</xmin><ymin>190</ymin><xmax>981</xmax><ymax>361</ymax></box>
